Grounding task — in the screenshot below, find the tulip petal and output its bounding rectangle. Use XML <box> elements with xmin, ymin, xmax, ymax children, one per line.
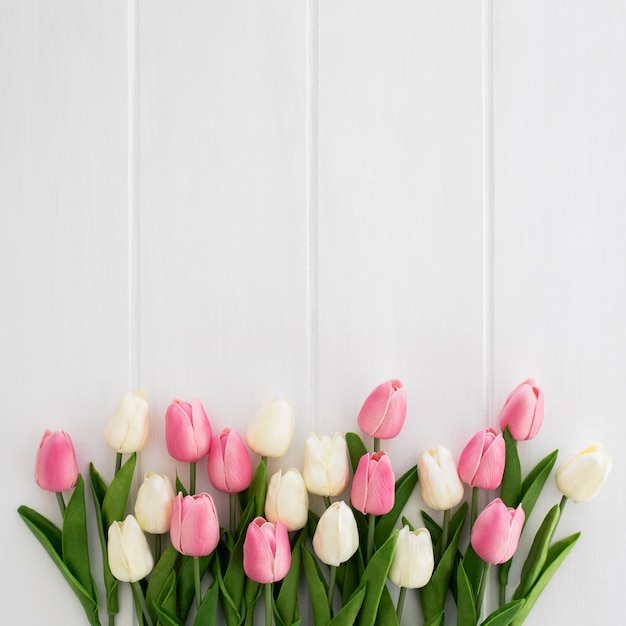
<box><xmin>364</xmin><ymin>453</ymin><xmax>395</xmax><ymax>515</ymax></box>
<box><xmin>471</xmin><ymin>433</ymin><xmax>506</xmax><ymax>490</ymax></box>
<box><xmin>244</xmin><ymin>518</ymin><xmax>276</xmax><ymax>584</ymax></box>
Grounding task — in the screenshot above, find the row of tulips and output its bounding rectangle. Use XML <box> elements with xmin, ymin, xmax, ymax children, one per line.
<box><xmin>20</xmin><ymin>379</ymin><xmax>611</xmax><ymax>626</ymax></box>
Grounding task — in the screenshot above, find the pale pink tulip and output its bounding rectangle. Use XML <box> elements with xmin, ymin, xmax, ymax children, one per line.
<box><xmin>457</xmin><ymin>428</ymin><xmax>505</xmax><ymax>490</ymax></box>
<box><xmin>207</xmin><ymin>429</ymin><xmax>253</xmax><ymax>494</ymax></box>
<box><xmin>170</xmin><ymin>492</ymin><xmax>219</xmax><ymax>557</ymax></box>
<box><xmin>357</xmin><ymin>379</ymin><xmax>407</xmax><ymax>439</ymax></box>
<box><xmin>243</xmin><ymin>517</ymin><xmax>291</xmax><ymax>584</ymax></box>
<box><xmin>498</xmin><ymin>379</ymin><xmax>544</xmax><ymax>441</ymax></box>
<box><xmin>350</xmin><ymin>451</ymin><xmax>395</xmax><ymax>516</ymax></box>
<box><xmin>471</xmin><ymin>499</ymin><xmax>525</xmax><ymax>564</ymax></box>
<box><xmin>35</xmin><ymin>430</ymin><xmax>78</xmax><ymax>492</ymax></box>
<box><xmin>165</xmin><ymin>398</ymin><xmax>212</xmax><ymax>463</ymax></box>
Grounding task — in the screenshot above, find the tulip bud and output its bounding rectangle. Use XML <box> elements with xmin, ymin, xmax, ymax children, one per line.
<box><xmin>243</xmin><ymin>517</ymin><xmax>292</xmax><ymax>584</ymax></box>
<box><xmin>388</xmin><ymin>526</ymin><xmax>434</xmax><ymax>589</ymax></box>
<box><xmin>165</xmin><ymin>398</ymin><xmax>212</xmax><ymax>463</ymax></box>
<box><xmin>312</xmin><ymin>501</ymin><xmax>359</xmax><ymax>567</ymax></box>
<box><xmin>107</xmin><ymin>515</ymin><xmax>154</xmax><ymax>582</ymax></box>
<box><xmin>498</xmin><ymin>379</ymin><xmax>544</xmax><ymax>441</ymax></box>
<box><xmin>418</xmin><ymin>446</ymin><xmax>464</xmax><ymax>511</ymax></box>
<box><xmin>265</xmin><ymin>468</ymin><xmax>309</xmax><ymax>531</ymax></box>
<box><xmin>303</xmin><ymin>432</ymin><xmax>350</xmax><ymax>497</ymax></box>
<box><xmin>35</xmin><ymin>430</ymin><xmax>79</xmax><ymax>492</ymax></box>
<box><xmin>207</xmin><ymin>429</ymin><xmax>253</xmax><ymax>494</ymax></box>
<box><xmin>357</xmin><ymin>379</ymin><xmax>407</xmax><ymax>440</ymax></box>
<box><xmin>555</xmin><ymin>444</ymin><xmax>612</xmax><ymax>503</ymax></box>
<box><xmin>134</xmin><ymin>471</ymin><xmax>175</xmax><ymax>534</ymax></box>
<box><xmin>246</xmin><ymin>396</ymin><xmax>293</xmax><ymax>458</ymax></box>
<box><xmin>104</xmin><ymin>390</ymin><xmax>150</xmax><ymax>454</ymax></box>
<box><xmin>350</xmin><ymin>451</ymin><xmax>395</xmax><ymax>516</ymax></box>
<box><xmin>471</xmin><ymin>499</ymin><xmax>525</xmax><ymax>564</ymax></box>
<box><xmin>457</xmin><ymin>428</ymin><xmax>506</xmax><ymax>490</ymax></box>
<box><xmin>170</xmin><ymin>492</ymin><xmax>220</xmax><ymax>557</ymax></box>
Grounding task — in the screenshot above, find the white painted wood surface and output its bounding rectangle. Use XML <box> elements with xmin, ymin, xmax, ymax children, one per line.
<box><xmin>2</xmin><ymin>1</ymin><xmax>623</xmax><ymax>624</ymax></box>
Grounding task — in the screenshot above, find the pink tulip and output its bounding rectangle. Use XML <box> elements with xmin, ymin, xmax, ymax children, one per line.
<box><xmin>35</xmin><ymin>430</ymin><xmax>78</xmax><ymax>492</ymax></box>
<box><xmin>357</xmin><ymin>379</ymin><xmax>407</xmax><ymax>439</ymax></box>
<box><xmin>457</xmin><ymin>428</ymin><xmax>505</xmax><ymax>489</ymax></box>
<box><xmin>165</xmin><ymin>398</ymin><xmax>212</xmax><ymax>462</ymax></box>
<box><xmin>470</xmin><ymin>499</ymin><xmax>525</xmax><ymax>564</ymax></box>
<box><xmin>207</xmin><ymin>429</ymin><xmax>253</xmax><ymax>494</ymax></box>
<box><xmin>170</xmin><ymin>492</ymin><xmax>220</xmax><ymax>557</ymax></box>
<box><xmin>498</xmin><ymin>379</ymin><xmax>544</xmax><ymax>441</ymax></box>
<box><xmin>351</xmin><ymin>451</ymin><xmax>395</xmax><ymax>516</ymax></box>
<box><xmin>243</xmin><ymin>517</ymin><xmax>291</xmax><ymax>584</ymax></box>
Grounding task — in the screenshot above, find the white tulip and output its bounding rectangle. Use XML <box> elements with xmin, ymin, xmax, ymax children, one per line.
<box><xmin>556</xmin><ymin>444</ymin><xmax>612</xmax><ymax>503</ymax></box>
<box><xmin>418</xmin><ymin>445</ymin><xmax>465</xmax><ymax>511</ymax></box>
<box><xmin>303</xmin><ymin>432</ymin><xmax>350</xmax><ymax>497</ymax></box>
<box><xmin>312</xmin><ymin>501</ymin><xmax>359</xmax><ymax>567</ymax></box>
<box><xmin>265</xmin><ymin>468</ymin><xmax>309</xmax><ymax>531</ymax></box>
<box><xmin>104</xmin><ymin>390</ymin><xmax>149</xmax><ymax>453</ymax></box>
<box><xmin>134</xmin><ymin>471</ymin><xmax>175</xmax><ymax>534</ymax></box>
<box><xmin>388</xmin><ymin>526</ymin><xmax>434</xmax><ymax>589</ymax></box>
<box><xmin>246</xmin><ymin>396</ymin><xmax>293</xmax><ymax>457</ymax></box>
<box><xmin>107</xmin><ymin>515</ymin><xmax>154</xmax><ymax>583</ymax></box>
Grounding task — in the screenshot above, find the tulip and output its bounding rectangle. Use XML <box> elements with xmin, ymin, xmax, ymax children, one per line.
<box><xmin>170</xmin><ymin>492</ymin><xmax>220</xmax><ymax>558</ymax></box>
<box><xmin>498</xmin><ymin>379</ymin><xmax>544</xmax><ymax>441</ymax></box>
<box><xmin>302</xmin><ymin>432</ymin><xmax>350</xmax><ymax>497</ymax></box>
<box><xmin>207</xmin><ymin>428</ymin><xmax>253</xmax><ymax>494</ymax></box>
<box><xmin>35</xmin><ymin>430</ymin><xmax>78</xmax><ymax>493</ymax></box>
<box><xmin>388</xmin><ymin>526</ymin><xmax>434</xmax><ymax>589</ymax></box>
<box><xmin>246</xmin><ymin>396</ymin><xmax>294</xmax><ymax>458</ymax></box>
<box><xmin>104</xmin><ymin>390</ymin><xmax>150</xmax><ymax>454</ymax></box>
<box><xmin>165</xmin><ymin>398</ymin><xmax>212</xmax><ymax>463</ymax></box>
<box><xmin>243</xmin><ymin>517</ymin><xmax>292</xmax><ymax>584</ymax></box>
<box><xmin>418</xmin><ymin>446</ymin><xmax>464</xmax><ymax>511</ymax></box>
<box><xmin>351</xmin><ymin>451</ymin><xmax>395</xmax><ymax>516</ymax></box>
<box><xmin>107</xmin><ymin>515</ymin><xmax>154</xmax><ymax>582</ymax></box>
<box><xmin>457</xmin><ymin>428</ymin><xmax>506</xmax><ymax>490</ymax></box>
<box><xmin>357</xmin><ymin>379</ymin><xmax>407</xmax><ymax>440</ymax></box>
<box><xmin>471</xmin><ymin>499</ymin><xmax>525</xmax><ymax>564</ymax></box>
<box><xmin>312</xmin><ymin>501</ymin><xmax>359</xmax><ymax>567</ymax></box>
<box><xmin>134</xmin><ymin>471</ymin><xmax>175</xmax><ymax>535</ymax></box>
<box><xmin>265</xmin><ymin>468</ymin><xmax>309</xmax><ymax>531</ymax></box>
<box><xmin>555</xmin><ymin>444</ymin><xmax>612</xmax><ymax>503</ymax></box>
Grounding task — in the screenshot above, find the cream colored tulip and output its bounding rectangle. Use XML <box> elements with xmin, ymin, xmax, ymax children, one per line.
<box><xmin>104</xmin><ymin>390</ymin><xmax>150</xmax><ymax>453</ymax></box>
<box><xmin>556</xmin><ymin>444</ymin><xmax>612</xmax><ymax>503</ymax></box>
<box><xmin>303</xmin><ymin>432</ymin><xmax>350</xmax><ymax>497</ymax></box>
<box><xmin>107</xmin><ymin>515</ymin><xmax>154</xmax><ymax>583</ymax></box>
<box><xmin>418</xmin><ymin>446</ymin><xmax>464</xmax><ymax>511</ymax></box>
<box><xmin>134</xmin><ymin>471</ymin><xmax>175</xmax><ymax>534</ymax></box>
<box><xmin>389</xmin><ymin>526</ymin><xmax>434</xmax><ymax>589</ymax></box>
<box><xmin>246</xmin><ymin>396</ymin><xmax>293</xmax><ymax>457</ymax></box>
<box><xmin>265</xmin><ymin>468</ymin><xmax>309</xmax><ymax>531</ymax></box>
<box><xmin>312</xmin><ymin>501</ymin><xmax>359</xmax><ymax>567</ymax></box>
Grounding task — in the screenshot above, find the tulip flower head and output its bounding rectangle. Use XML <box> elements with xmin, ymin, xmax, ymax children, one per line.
<box><xmin>207</xmin><ymin>428</ymin><xmax>253</xmax><ymax>494</ymax></box>
<box><xmin>165</xmin><ymin>398</ymin><xmax>212</xmax><ymax>463</ymax></box>
<box><xmin>556</xmin><ymin>444</ymin><xmax>612</xmax><ymax>503</ymax></box>
<box><xmin>418</xmin><ymin>445</ymin><xmax>465</xmax><ymax>511</ymax></box>
<box><xmin>35</xmin><ymin>430</ymin><xmax>79</xmax><ymax>493</ymax></box>
<box><xmin>350</xmin><ymin>451</ymin><xmax>395</xmax><ymax>516</ymax></box>
<box><xmin>471</xmin><ymin>499</ymin><xmax>525</xmax><ymax>564</ymax></box>
<box><xmin>357</xmin><ymin>379</ymin><xmax>407</xmax><ymax>440</ymax></box>
<box><xmin>303</xmin><ymin>432</ymin><xmax>350</xmax><ymax>497</ymax></box>
<box><xmin>246</xmin><ymin>396</ymin><xmax>294</xmax><ymax>458</ymax></box>
<box><xmin>107</xmin><ymin>515</ymin><xmax>154</xmax><ymax>583</ymax></box>
<box><xmin>457</xmin><ymin>428</ymin><xmax>506</xmax><ymax>490</ymax></box>
<box><xmin>134</xmin><ymin>471</ymin><xmax>175</xmax><ymax>534</ymax></box>
<box><xmin>104</xmin><ymin>390</ymin><xmax>150</xmax><ymax>454</ymax></box>
<box><xmin>388</xmin><ymin>526</ymin><xmax>434</xmax><ymax>589</ymax></box>
<box><xmin>170</xmin><ymin>492</ymin><xmax>220</xmax><ymax>557</ymax></box>
<box><xmin>243</xmin><ymin>517</ymin><xmax>292</xmax><ymax>584</ymax></box>
<box><xmin>312</xmin><ymin>501</ymin><xmax>359</xmax><ymax>567</ymax></box>
<box><xmin>498</xmin><ymin>379</ymin><xmax>544</xmax><ymax>441</ymax></box>
<box><xmin>265</xmin><ymin>468</ymin><xmax>309</xmax><ymax>531</ymax></box>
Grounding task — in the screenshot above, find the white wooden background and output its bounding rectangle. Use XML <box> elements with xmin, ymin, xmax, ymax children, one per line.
<box><xmin>2</xmin><ymin>1</ymin><xmax>624</xmax><ymax>624</ymax></box>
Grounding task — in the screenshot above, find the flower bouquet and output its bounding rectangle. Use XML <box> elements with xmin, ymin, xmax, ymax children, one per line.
<box><xmin>18</xmin><ymin>379</ymin><xmax>612</xmax><ymax>625</ymax></box>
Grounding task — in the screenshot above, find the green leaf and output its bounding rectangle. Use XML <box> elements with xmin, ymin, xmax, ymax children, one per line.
<box><xmin>276</xmin><ymin>527</ymin><xmax>307</xmax><ymax>625</ymax></box>
<box><xmin>245</xmin><ymin>458</ymin><xmax>268</xmax><ymax>519</ymax></box>
<box><xmin>462</xmin><ymin>544</ymin><xmax>484</xmax><ymax>599</ymax></box>
<box><xmin>340</xmin><ymin>550</ymin><xmax>364</xmax><ymax>605</ymax></box>
<box><xmin>102</xmin><ymin>453</ymin><xmax>136</xmax><ymax>529</ymax></box>
<box><xmin>401</xmin><ymin>516</ymin><xmax>414</xmax><ymax>531</ymax></box>
<box><xmin>374</xmin><ymin>465</ymin><xmax>418</xmax><ymax>547</ymax></box>
<box><xmin>194</xmin><ymin>579</ymin><xmax>219</xmax><ymax>625</ymax></box>
<box><xmin>513</xmin><ymin>504</ymin><xmax>561</xmax><ymax>601</ymax></box>
<box><xmin>243</xmin><ymin>577</ymin><xmax>262</xmax><ymax>626</ymax></box>
<box><xmin>215</xmin><ymin>554</ymin><xmax>242</xmax><ymax>626</ymax></box>
<box><xmin>156</xmin><ymin>571</ymin><xmax>177</xmax><ymax>623</ymax></box>
<box><xmin>153</xmin><ymin>603</ymin><xmax>185</xmax><ymax>626</ymax></box>
<box><xmin>509</xmin><ymin>533</ymin><xmax>580</xmax><ymax>626</ymax></box>
<box><xmin>175</xmin><ymin>473</ymin><xmax>189</xmax><ymax>497</ymax></box>
<box><xmin>480</xmin><ymin>599</ymin><xmax>525</xmax><ymax>626</ymax></box>
<box><xmin>456</xmin><ymin>559</ymin><xmax>477</xmax><ymax>626</ymax></box>
<box><xmin>519</xmin><ymin>450</ymin><xmax>558</xmax><ymax>524</ymax></box>
<box><xmin>424</xmin><ymin>611</ymin><xmax>444</xmax><ymax>626</ymax></box>
<box><xmin>147</xmin><ymin>544</ymin><xmax>179</xmax><ymax>622</ymax></box>
<box><xmin>500</xmin><ymin>428</ymin><xmax>521</xmax><ymax>507</ymax></box>
<box><xmin>301</xmin><ymin>545</ymin><xmax>331</xmax><ymax>626</ymax></box>
<box><xmin>329</xmin><ymin>585</ymin><xmax>366</xmax><ymax>626</ymax></box>
<box><xmin>375</xmin><ymin>585</ymin><xmax>399</xmax><ymax>626</ymax></box>
<box><xmin>420</xmin><ymin>510</ymin><xmax>442</xmax><ymax>545</ymax></box>
<box><xmin>346</xmin><ymin>432</ymin><xmax>368</xmax><ymax>473</ymax></box>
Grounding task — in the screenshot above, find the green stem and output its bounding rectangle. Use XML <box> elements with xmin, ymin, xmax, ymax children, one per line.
<box><xmin>55</xmin><ymin>492</ymin><xmax>66</xmax><ymax>518</ymax></box>
<box><xmin>265</xmin><ymin>582</ymin><xmax>273</xmax><ymax>626</ymax></box>
<box><xmin>190</xmin><ymin>462</ymin><xmax>197</xmax><ymax>495</ymax></box>
<box><xmin>438</xmin><ymin>508</ymin><xmax>450</xmax><ymax>562</ymax></box>
<box><xmin>115</xmin><ymin>452</ymin><xmax>122</xmax><ymax>475</ymax></box>
<box><xmin>327</xmin><ymin>565</ymin><xmax>337</xmax><ymax>616</ymax></box>
<box><xmin>154</xmin><ymin>534</ymin><xmax>162</xmax><ymax>563</ymax></box>
<box><xmin>471</xmin><ymin>486</ymin><xmax>479</xmax><ymax>528</ymax></box>
<box><xmin>230</xmin><ymin>493</ymin><xmax>237</xmax><ymax>535</ymax></box>
<box><xmin>396</xmin><ymin>586</ymin><xmax>407</xmax><ymax>623</ymax></box>
<box><xmin>476</xmin><ymin>562</ymin><xmax>491</xmax><ymax>616</ymax></box>
<box><xmin>373</xmin><ymin>437</ymin><xmax>380</xmax><ymax>453</ymax></box>
<box><xmin>559</xmin><ymin>494</ymin><xmax>568</xmax><ymax>514</ymax></box>
<box><xmin>366</xmin><ymin>513</ymin><xmax>376</xmax><ymax>564</ymax></box>
<box><xmin>194</xmin><ymin>556</ymin><xmax>202</xmax><ymax>611</ymax></box>
<box><xmin>108</xmin><ymin>615</ymin><xmax>115</xmax><ymax>626</ymax></box>
<box><xmin>131</xmin><ymin>581</ymin><xmax>154</xmax><ymax>626</ymax></box>
<box><xmin>323</xmin><ymin>496</ymin><xmax>332</xmax><ymax>509</ymax></box>
<box><xmin>499</xmin><ymin>578</ymin><xmax>506</xmax><ymax>607</ymax></box>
